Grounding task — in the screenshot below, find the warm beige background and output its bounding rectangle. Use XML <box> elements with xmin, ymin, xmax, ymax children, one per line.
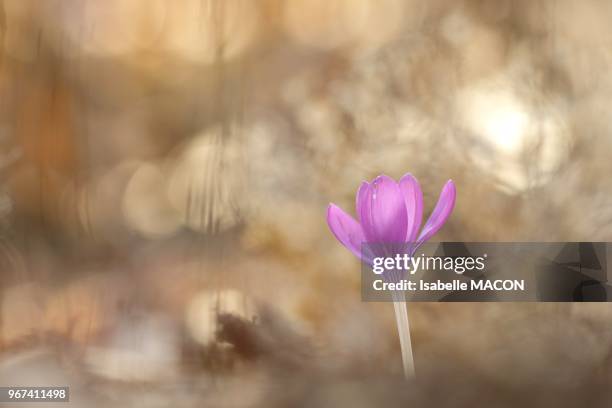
<box><xmin>1</xmin><ymin>0</ymin><xmax>612</xmax><ymax>406</ymax></box>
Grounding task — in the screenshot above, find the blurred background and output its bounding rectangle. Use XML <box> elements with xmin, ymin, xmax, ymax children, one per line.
<box><xmin>1</xmin><ymin>0</ymin><xmax>612</xmax><ymax>406</ymax></box>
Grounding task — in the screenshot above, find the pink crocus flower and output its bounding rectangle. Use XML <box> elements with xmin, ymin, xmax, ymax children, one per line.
<box><xmin>326</xmin><ymin>173</ymin><xmax>456</xmax><ymax>379</ymax></box>
<box><xmin>327</xmin><ymin>174</ymin><xmax>456</xmax><ymax>263</ymax></box>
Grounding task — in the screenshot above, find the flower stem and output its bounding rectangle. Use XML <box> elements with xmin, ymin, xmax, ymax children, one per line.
<box><xmin>392</xmin><ymin>294</ymin><xmax>415</xmax><ymax>378</ymax></box>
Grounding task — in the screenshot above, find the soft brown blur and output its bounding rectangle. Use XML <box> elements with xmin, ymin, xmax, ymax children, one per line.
<box><xmin>1</xmin><ymin>0</ymin><xmax>612</xmax><ymax>406</ymax></box>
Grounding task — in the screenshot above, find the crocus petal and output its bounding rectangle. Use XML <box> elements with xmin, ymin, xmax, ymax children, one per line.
<box><xmin>327</xmin><ymin>204</ymin><xmax>368</xmax><ymax>261</ymax></box>
<box><xmin>368</xmin><ymin>175</ymin><xmax>408</xmax><ymax>244</ymax></box>
<box><xmin>355</xmin><ymin>181</ymin><xmax>370</xmax><ymax>224</ymax></box>
<box><xmin>357</xmin><ymin>181</ymin><xmax>376</xmax><ymax>243</ymax></box>
<box><xmin>399</xmin><ymin>173</ymin><xmax>423</xmax><ymax>244</ymax></box>
<box><xmin>417</xmin><ymin>180</ymin><xmax>456</xmax><ymax>246</ymax></box>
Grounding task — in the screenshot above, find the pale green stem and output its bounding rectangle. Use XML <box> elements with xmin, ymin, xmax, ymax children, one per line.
<box><xmin>392</xmin><ymin>293</ymin><xmax>415</xmax><ymax>378</ymax></box>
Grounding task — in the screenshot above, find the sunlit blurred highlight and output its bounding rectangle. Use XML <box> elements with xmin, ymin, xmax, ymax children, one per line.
<box><xmin>122</xmin><ymin>162</ymin><xmax>181</xmax><ymax>238</ymax></box>
<box><xmin>459</xmin><ymin>82</ymin><xmax>529</xmax><ymax>156</ymax></box>
<box><xmin>168</xmin><ymin>128</ymin><xmax>243</xmax><ymax>233</ymax></box>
